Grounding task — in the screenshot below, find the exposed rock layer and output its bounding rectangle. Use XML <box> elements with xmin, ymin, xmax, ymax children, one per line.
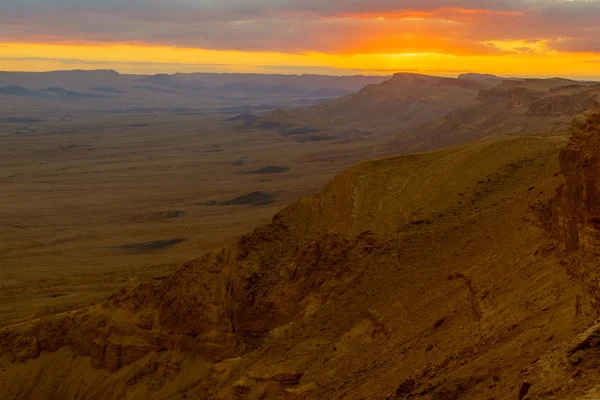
<box><xmin>516</xmin><ymin>97</ymin><xmax>600</xmax><ymax>400</ymax></box>
<box><xmin>257</xmin><ymin>74</ymin><xmax>600</xmax><ymax>154</ymax></box>
<box><xmin>555</xmin><ymin>98</ymin><xmax>600</xmax><ymax>312</ymax></box>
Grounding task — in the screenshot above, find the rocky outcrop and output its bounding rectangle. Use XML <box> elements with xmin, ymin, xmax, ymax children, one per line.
<box><xmin>476</xmin><ymin>85</ymin><xmax>597</xmax><ymax>117</ymax></box>
<box><xmin>481</xmin><ymin>98</ymin><xmax>600</xmax><ymax>400</ymax></box>
<box><xmin>556</xmin><ymin>97</ymin><xmax>600</xmax><ymax>254</ymax></box>
<box><xmin>477</xmin><ymin>86</ymin><xmax>535</xmax><ymax>108</ymax></box>
<box><xmin>526</xmin><ymin>92</ymin><xmax>597</xmax><ymax>117</ymax></box>
<box><xmin>555</xmin><ymin>97</ymin><xmax>600</xmax><ymax>312</ymax></box>
<box><xmin>0</xmin><ymin>218</ymin><xmax>379</xmax><ymax>372</ymax></box>
<box><xmin>527</xmin><ymin>92</ymin><xmax>594</xmax><ymax>118</ymax></box>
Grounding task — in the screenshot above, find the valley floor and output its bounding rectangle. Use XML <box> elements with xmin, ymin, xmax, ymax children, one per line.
<box><xmin>0</xmin><ymin>113</ymin><xmax>393</xmax><ymax>327</ymax></box>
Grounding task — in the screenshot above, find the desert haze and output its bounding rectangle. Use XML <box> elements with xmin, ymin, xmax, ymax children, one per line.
<box><xmin>0</xmin><ymin>70</ymin><xmax>391</xmax><ymax>327</ymax></box>
<box><xmin>2</xmin><ymin>67</ymin><xmax>600</xmax><ymax>400</ymax></box>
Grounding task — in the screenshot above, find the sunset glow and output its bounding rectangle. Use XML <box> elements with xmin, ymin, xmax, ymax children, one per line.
<box><xmin>1</xmin><ymin>0</ymin><xmax>600</xmax><ymax>78</ymax></box>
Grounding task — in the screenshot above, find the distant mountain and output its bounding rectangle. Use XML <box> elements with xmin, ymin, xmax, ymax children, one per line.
<box><xmin>0</xmin><ymin>70</ymin><xmax>389</xmax><ymax>113</ymax></box>
<box><xmin>0</xmin><ymin>86</ymin><xmax>40</xmax><ymax>97</ymax></box>
<box><xmin>147</xmin><ymin>73</ymin><xmax>388</xmax><ymax>93</ymax></box>
<box><xmin>255</xmin><ymin>73</ymin><xmax>600</xmax><ymax>153</ymax></box>
<box><xmin>458</xmin><ymin>73</ymin><xmax>524</xmax><ymax>83</ymax></box>
<box><xmin>256</xmin><ymin>73</ymin><xmax>485</xmax><ymax>135</ymax></box>
<box><xmin>0</xmin><ymin>70</ymin><xmax>123</xmax><ymax>90</ymax></box>
<box><xmin>218</xmin><ymin>82</ymin><xmax>302</xmax><ymax>94</ymax></box>
<box><xmin>137</xmin><ymin>73</ymin><xmax>176</xmax><ymax>88</ymax></box>
<box><xmin>89</xmin><ymin>86</ymin><xmax>126</xmax><ymax>94</ymax></box>
<box><xmin>401</xmin><ymin>77</ymin><xmax>600</xmax><ymax>152</ymax></box>
<box><xmin>136</xmin><ymin>73</ymin><xmax>389</xmax><ymax>100</ymax></box>
<box><xmin>458</xmin><ymin>73</ymin><xmax>505</xmax><ymax>82</ymax></box>
<box><xmin>40</xmin><ymin>87</ymin><xmax>110</xmax><ymax>99</ymax></box>
<box><xmin>133</xmin><ymin>85</ymin><xmax>176</xmax><ymax>94</ymax></box>
<box><xmin>306</xmin><ymin>88</ymin><xmax>353</xmax><ymax>97</ymax></box>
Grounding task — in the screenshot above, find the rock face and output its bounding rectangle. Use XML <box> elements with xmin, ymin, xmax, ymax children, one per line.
<box><xmin>527</xmin><ymin>91</ymin><xmax>599</xmax><ymax>117</ymax></box>
<box><xmin>555</xmin><ymin>97</ymin><xmax>600</xmax><ymax>312</ymax></box>
<box><xmin>0</xmin><ymin>215</ymin><xmax>378</xmax><ymax>374</ymax></box>
<box><xmin>518</xmin><ymin>98</ymin><xmax>600</xmax><ymax>400</ymax></box>
<box><xmin>256</xmin><ymin>73</ymin><xmax>484</xmax><ymax>136</ymax></box>
<box><xmin>256</xmin><ymin>75</ymin><xmax>600</xmax><ymax>155</ymax></box>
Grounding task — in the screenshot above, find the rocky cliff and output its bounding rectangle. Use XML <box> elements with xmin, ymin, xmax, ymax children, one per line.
<box><xmin>555</xmin><ymin>97</ymin><xmax>600</xmax><ymax>313</ymax></box>
<box><xmin>556</xmin><ymin>98</ymin><xmax>600</xmax><ymax>254</ymax></box>
<box><xmin>255</xmin><ymin>75</ymin><xmax>600</xmax><ymax>152</ymax></box>
<box><xmin>512</xmin><ymin>98</ymin><xmax>600</xmax><ymax>400</ymax></box>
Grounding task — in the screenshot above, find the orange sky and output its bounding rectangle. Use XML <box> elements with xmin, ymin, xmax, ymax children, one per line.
<box><xmin>1</xmin><ymin>1</ymin><xmax>600</xmax><ymax>78</ymax></box>
<box><xmin>2</xmin><ymin>41</ymin><xmax>599</xmax><ymax>79</ymax></box>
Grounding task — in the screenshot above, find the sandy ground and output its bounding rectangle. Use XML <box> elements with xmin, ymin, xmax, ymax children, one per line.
<box><xmin>0</xmin><ymin>113</ymin><xmax>393</xmax><ymax>327</ymax></box>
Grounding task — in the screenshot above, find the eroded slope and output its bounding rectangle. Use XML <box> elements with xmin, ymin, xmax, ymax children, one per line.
<box><xmin>1</xmin><ymin>132</ymin><xmax>585</xmax><ymax>400</ymax></box>
<box><xmin>257</xmin><ymin>74</ymin><xmax>600</xmax><ymax>153</ymax></box>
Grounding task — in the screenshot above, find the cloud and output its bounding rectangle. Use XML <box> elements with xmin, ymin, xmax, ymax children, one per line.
<box><xmin>0</xmin><ymin>55</ymin><xmax>372</xmax><ymax>75</ymax></box>
<box><xmin>550</xmin><ymin>38</ymin><xmax>600</xmax><ymax>54</ymax></box>
<box><xmin>0</xmin><ymin>56</ymin><xmax>232</xmax><ymax>68</ymax></box>
<box><xmin>1</xmin><ymin>0</ymin><xmax>599</xmax><ymax>55</ymax></box>
<box><xmin>0</xmin><ymin>11</ymin><xmax>512</xmax><ymax>55</ymax></box>
<box><xmin>257</xmin><ymin>64</ymin><xmax>364</xmax><ymax>73</ymax></box>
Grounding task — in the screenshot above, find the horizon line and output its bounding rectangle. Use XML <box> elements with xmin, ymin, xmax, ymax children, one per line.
<box><xmin>1</xmin><ymin>68</ymin><xmax>600</xmax><ymax>82</ymax></box>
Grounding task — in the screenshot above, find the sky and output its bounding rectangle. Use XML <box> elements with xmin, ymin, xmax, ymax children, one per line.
<box><xmin>1</xmin><ymin>0</ymin><xmax>600</xmax><ymax>77</ymax></box>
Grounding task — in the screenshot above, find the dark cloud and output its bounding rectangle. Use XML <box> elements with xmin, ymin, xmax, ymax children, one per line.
<box><xmin>550</xmin><ymin>38</ymin><xmax>600</xmax><ymax>53</ymax></box>
<box><xmin>0</xmin><ymin>0</ymin><xmax>599</xmax><ymax>55</ymax></box>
